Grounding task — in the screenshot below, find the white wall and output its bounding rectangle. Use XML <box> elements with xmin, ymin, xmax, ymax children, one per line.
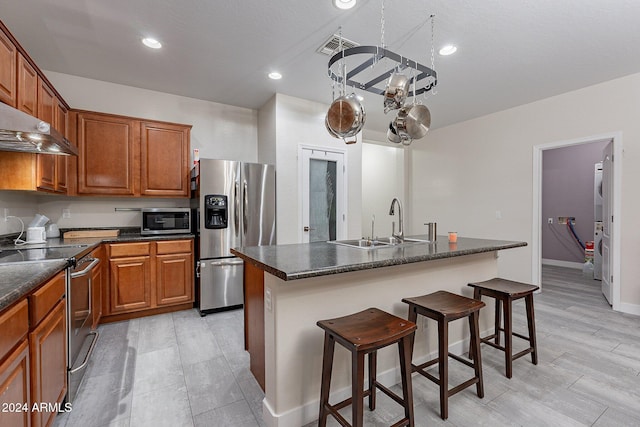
<box><xmin>269</xmin><ymin>94</ymin><xmax>362</xmax><ymax>245</ymax></box>
<box><xmin>361</xmin><ymin>142</ymin><xmax>406</xmax><ymax>239</ymax></box>
<box><xmin>257</xmin><ymin>96</ymin><xmax>277</xmax><ymax>166</ymax></box>
<box><xmin>410</xmin><ymin>72</ymin><xmax>640</xmax><ymax>311</ymax></box>
<box><xmin>45</xmin><ymin>71</ymin><xmax>258</xmax><ymax>163</ymax></box>
<box><xmin>0</xmin><ymin>192</ymin><xmax>39</xmax><ymax>235</ymax></box>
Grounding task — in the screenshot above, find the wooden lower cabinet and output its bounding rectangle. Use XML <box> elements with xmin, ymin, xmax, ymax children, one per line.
<box><xmin>0</xmin><ymin>339</ymin><xmax>30</xmax><ymax>427</ymax></box>
<box><xmin>29</xmin><ymin>299</ymin><xmax>66</xmax><ymax>427</ymax></box>
<box><xmin>109</xmin><ymin>256</ymin><xmax>152</xmax><ymax>313</ymax></box>
<box><xmin>103</xmin><ymin>239</ymin><xmax>193</xmax><ymax>320</ymax></box>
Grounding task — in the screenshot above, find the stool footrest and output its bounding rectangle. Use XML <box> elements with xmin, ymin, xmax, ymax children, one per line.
<box><xmin>479</xmin><ymin>338</ymin><xmax>505</xmax><ymax>351</ymax></box>
<box><xmin>449</xmin><ymin>352</ymin><xmax>475</xmax><ymax>369</ymax></box>
<box><xmin>512</xmin><ymin>347</ymin><xmax>534</xmax><ymax>361</ymax></box>
<box><xmin>375</xmin><ymin>381</ymin><xmax>407</xmax><ymax>407</ymax></box>
<box><xmin>512</xmin><ymin>331</ymin><xmax>530</xmax><ymax>341</ymax></box>
<box><xmin>390</xmin><ymin>418</ymin><xmax>411</xmax><ymax>427</ymax></box>
<box><xmin>329</xmin><ymin>389</ymin><xmax>373</xmax><ymax>412</ymax></box>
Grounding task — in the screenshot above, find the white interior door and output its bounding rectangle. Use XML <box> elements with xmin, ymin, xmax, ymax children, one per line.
<box><xmin>300</xmin><ymin>147</ymin><xmax>346</xmax><ymax>243</ymax></box>
<box><xmin>601</xmin><ymin>141</ymin><xmax>613</xmax><ymax>304</ymax></box>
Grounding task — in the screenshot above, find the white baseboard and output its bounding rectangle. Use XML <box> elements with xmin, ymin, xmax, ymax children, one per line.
<box><xmin>618</xmin><ymin>302</ymin><xmax>640</xmax><ymax>316</ymax></box>
<box><xmin>262</xmin><ymin>329</ymin><xmax>488</xmax><ymax>427</ymax></box>
<box><xmin>541</xmin><ymin>258</ymin><xmax>583</xmax><ymax>270</ymax></box>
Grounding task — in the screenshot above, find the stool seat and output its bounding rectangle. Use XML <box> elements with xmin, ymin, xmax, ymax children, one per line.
<box><xmin>402</xmin><ymin>291</ymin><xmax>485</xmax><ymax>420</ymax></box>
<box><xmin>403</xmin><ymin>290</ymin><xmax>486</xmax><ymax>320</ymax></box>
<box><xmin>317</xmin><ymin>307</ymin><xmax>416</xmax><ymax>351</ymax></box>
<box><xmin>468</xmin><ymin>278</ymin><xmax>539</xmax><ymax>297</ymax></box>
<box><xmin>468</xmin><ymin>278</ymin><xmax>539</xmax><ymax>379</ymax></box>
<box><xmin>317</xmin><ymin>308</ymin><xmax>417</xmax><ymax>427</ymax></box>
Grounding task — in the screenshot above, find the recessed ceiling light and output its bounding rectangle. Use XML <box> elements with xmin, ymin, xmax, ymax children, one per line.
<box><xmin>333</xmin><ymin>0</ymin><xmax>356</xmax><ymax>10</ymax></box>
<box><xmin>268</xmin><ymin>72</ymin><xmax>282</xmax><ymax>80</ymax></box>
<box><xmin>142</xmin><ymin>38</ymin><xmax>162</xmax><ymax>49</ymax></box>
<box><xmin>439</xmin><ymin>45</ymin><xmax>457</xmax><ymax>56</ymax></box>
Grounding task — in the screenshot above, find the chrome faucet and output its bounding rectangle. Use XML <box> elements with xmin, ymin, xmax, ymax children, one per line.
<box><xmin>389</xmin><ymin>198</ymin><xmax>404</xmax><ymax>243</ymax></box>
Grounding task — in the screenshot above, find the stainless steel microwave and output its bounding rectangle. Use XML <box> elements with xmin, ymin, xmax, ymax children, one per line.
<box><xmin>141</xmin><ymin>208</ymin><xmax>191</xmax><ymax>235</ymax></box>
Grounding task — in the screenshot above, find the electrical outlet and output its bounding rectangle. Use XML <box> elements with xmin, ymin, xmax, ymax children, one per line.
<box><xmin>62</xmin><ymin>208</ymin><xmax>71</xmax><ymax>219</ymax></box>
<box><xmin>547</xmin><ymin>217</ymin><xmax>553</xmax><ymax>224</ymax></box>
<box><xmin>495</xmin><ymin>210</ymin><xmax>502</xmax><ymax>220</ymax></box>
<box><xmin>558</xmin><ymin>216</ymin><xmax>568</xmax><ymax>225</ymax></box>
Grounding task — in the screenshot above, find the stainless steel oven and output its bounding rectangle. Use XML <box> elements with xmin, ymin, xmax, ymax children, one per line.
<box><xmin>67</xmin><ymin>254</ymin><xmax>100</xmax><ymax>404</ymax></box>
<box><xmin>141</xmin><ymin>208</ymin><xmax>191</xmax><ymax>235</ymax></box>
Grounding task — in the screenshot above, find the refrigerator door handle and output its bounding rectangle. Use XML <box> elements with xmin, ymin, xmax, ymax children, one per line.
<box><xmin>243</xmin><ymin>180</ymin><xmax>248</xmax><ymax>235</ymax></box>
<box><xmin>234</xmin><ymin>180</ymin><xmax>240</xmax><ymax>237</ymax></box>
<box><xmin>209</xmin><ymin>259</ymin><xmax>244</xmax><ymax>267</ymax></box>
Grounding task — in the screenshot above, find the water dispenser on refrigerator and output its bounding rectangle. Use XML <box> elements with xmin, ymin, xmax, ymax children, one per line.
<box><xmin>204</xmin><ymin>195</ymin><xmax>228</xmax><ymax>229</ymax></box>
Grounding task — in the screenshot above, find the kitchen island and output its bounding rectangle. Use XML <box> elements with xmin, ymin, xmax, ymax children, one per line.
<box><xmin>231</xmin><ymin>236</ymin><xmax>527</xmax><ymax>427</ymax></box>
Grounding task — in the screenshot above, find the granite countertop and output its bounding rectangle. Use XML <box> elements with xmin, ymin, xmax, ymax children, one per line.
<box><xmin>231</xmin><ymin>235</ymin><xmax>527</xmax><ymax>281</ymax></box>
<box><xmin>0</xmin><ymin>231</ymin><xmax>195</xmax><ymax>312</ymax></box>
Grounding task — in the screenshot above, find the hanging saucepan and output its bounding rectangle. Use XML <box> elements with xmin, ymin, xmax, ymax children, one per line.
<box><xmin>395</xmin><ymin>104</ymin><xmax>431</xmax><ymax>141</ymax></box>
<box><xmin>326</xmin><ymin>93</ymin><xmax>366</xmax><ymax>144</ymax></box>
<box><xmin>392</xmin><ymin>106</ymin><xmax>413</xmax><ymax>144</ymax></box>
<box><xmin>403</xmin><ymin>104</ymin><xmax>431</xmax><ymax>140</ymax></box>
<box><xmin>387</xmin><ymin>121</ymin><xmax>411</xmax><ymax>145</ymax></box>
<box><xmin>383</xmin><ymin>73</ymin><xmax>410</xmax><ymax>113</ymax></box>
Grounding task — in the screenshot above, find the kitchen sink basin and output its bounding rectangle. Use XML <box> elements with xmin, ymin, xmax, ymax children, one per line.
<box><xmin>328</xmin><ymin>237</ymin><xmax>432</xmax><ymax>250</ymax></box>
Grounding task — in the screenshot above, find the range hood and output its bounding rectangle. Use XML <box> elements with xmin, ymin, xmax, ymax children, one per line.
<box><xmin>0</xmin><ymin>102</ymin><xmax>78</xmax><ymax>156</ymax></box>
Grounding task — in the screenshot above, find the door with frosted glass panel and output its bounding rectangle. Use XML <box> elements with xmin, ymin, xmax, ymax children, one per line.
<box><xmin>301</xmin><ymin>148</ymin><xmax>345</xmax><ymax>243</ymax></box>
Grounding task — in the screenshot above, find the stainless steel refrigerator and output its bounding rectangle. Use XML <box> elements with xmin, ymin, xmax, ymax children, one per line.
<box><xmin>194</xmin><ymin>159</ymin><xmax>275</xmax><ymax>314</ymax></box>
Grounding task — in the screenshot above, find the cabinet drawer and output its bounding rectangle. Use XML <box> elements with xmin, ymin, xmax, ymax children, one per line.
<box><xmin>29</xmin><ymin>271</ymin><xmax>65</xmax><ymax>326</ymax></box>
<box><xmin>0</xmin><ymin>300</ymin><xmax>28</xmax><ymax>360</ymax></box>
<box><xmin>109</xmin><ymin>242</ymin><xmax>151</xmax><ymax>258</ymax></box>
<box><xmin>156</xmin><ymin>240</ymin><xmax>192</xmax><ymax>255</ymax></box>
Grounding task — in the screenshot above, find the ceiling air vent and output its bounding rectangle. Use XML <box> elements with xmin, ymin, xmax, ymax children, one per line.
<box><xmin>316</xmin><ymin>34</ymin><xmax>359</xmax><ymax>56</ymax></box>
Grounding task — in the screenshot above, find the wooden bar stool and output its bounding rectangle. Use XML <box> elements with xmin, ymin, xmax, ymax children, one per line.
<box><xmin>317</xmin><ymin>308</ymin><xmax>417</xmax><ymax>427</ymax></box>
<box><xmin>402</xmin><ymin>291</ymin><xmax>485</xmax><ymax>420</ymax></box>
<box><xmin>468</xmin><ymin>278</ymin><xmax>539</xmax><ymax>379</ymax></box>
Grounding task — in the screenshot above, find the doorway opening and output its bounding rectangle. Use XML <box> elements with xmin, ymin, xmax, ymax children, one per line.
<box><xmin>532</xmin><ymin>133</ymin><xmax>622</xmax><ymax>311</ymax></box>
<box><xmin>299</xmin><ymin>146</ymin><xmax>347</xmax><ymax>243</ymax></box>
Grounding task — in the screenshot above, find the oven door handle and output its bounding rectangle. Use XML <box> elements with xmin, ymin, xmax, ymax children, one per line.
<box><xmin>69</xmin><ymin>331</ymin><xmax>99</xmax><ymax>374</ymax></box>
<box><xmin>70</xmin><ymin>258</ymin><xmax>100</xmax><ymax>278</ymax></box>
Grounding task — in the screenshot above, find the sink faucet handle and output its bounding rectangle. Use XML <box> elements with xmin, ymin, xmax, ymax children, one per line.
<box><xmin>392</xmin><ymin>221</ymin><xmax>395</xmax><ymax>236</ymax></box>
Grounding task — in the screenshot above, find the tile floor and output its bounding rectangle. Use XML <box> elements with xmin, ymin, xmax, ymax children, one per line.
<box><xmin>54</xmin><ymin>266</ymin><xmax>640</xmax><ymax>426</ymax></box>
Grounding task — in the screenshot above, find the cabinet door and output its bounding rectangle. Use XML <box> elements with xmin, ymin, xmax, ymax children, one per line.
<box><xmin>77</xmin><ymin>112</ymin><xmax>139</xmax><ymax>195</ymax></box>
<box><xmin>54</xmin><ymin>100</ymin><xmax>69</xmax><ymax>193</ymax></box>
<box><xmin>16</xmin><ymin>53</ymin><xmax>37</xmax><ymax>116</ymax></box>
<box><xmin>0</xmin><ymin>29</ymin><xmax>17</xmax><ymax>107</ymax></box>
<box><xmin>109</xmin><ymin>256</ymin><xmax>151</xmax><ymax>313</ymax></box>
<box><xmin>156</xmin><ymin>253</ymin><xmax>193</xmax><ymax>306</ymax></box>
<box><xmin>0</xmin><ymin>339</ymin><xmax>30</xmax><ymax>427</ymax></box>
<box><xmin>29</xmin><ymin>299</ymin><xmax>66</xmax><ymax>427</ymax></box>
<box><xmin>36</xmin><ymin>79</ymin><xmax>57</xmax><ymax>192</ymax></box>
<box><xmin>140</xmin><ymin>121</ymin><xmax>190</xmax><ymax>197</ymax></box>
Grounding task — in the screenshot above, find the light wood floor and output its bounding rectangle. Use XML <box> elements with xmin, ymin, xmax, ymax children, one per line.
<box><xmin>307</xmin><ymin>265</ymin><xmax>640</xmax><ymax>426</ymax></box>
<box><xmin>54</xmin><ymin>266</ymin><xmax>640</xmax><ymax>426</ymax></box>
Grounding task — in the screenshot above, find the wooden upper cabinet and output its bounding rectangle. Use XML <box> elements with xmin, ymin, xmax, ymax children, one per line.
<box><xmin>0</xmin><ymin>29</ymin><xmax>16</xmax><ymax>107</ymax></box>
<box><xmin>77</xmin><ymin>111</ymin><xmax>139</xmax><ymax>195</ymax></box>
<box><xmin>16</xmin><ymin>53</ymin><xmax>37</xmax><ymax>116</ymax></box>
<box><xmin>36</xmin><ymin>78</ymin><xmax>57</xmax><ymax>192</ymax></box>
<box><xmin>54</xmin><ymin>100</ymin><xmax>69</xmax><ymax>192</ymax></box>
<box><xmin>140</xmin><ymin>121</ymin><xmax>191</xmax><ymax>197</ymax></box>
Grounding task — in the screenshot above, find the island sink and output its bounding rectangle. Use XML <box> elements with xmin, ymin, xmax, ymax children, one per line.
<box><xmin>328</xmin><ymin>236</ymin><xmax>431</xmax><ymax>250</ymax></box>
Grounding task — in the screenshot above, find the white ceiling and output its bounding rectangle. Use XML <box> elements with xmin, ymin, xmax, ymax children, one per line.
<box><xmin>3</xmin><ymin>0</ymin><xmax>640</xmax><ymax>135</ymax></box>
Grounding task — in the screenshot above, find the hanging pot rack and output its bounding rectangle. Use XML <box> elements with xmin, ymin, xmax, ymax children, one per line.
<box><xmin>327</xmin><ymin>45</ymin><xmax>437</xmax><ymax>98</ymax></box>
